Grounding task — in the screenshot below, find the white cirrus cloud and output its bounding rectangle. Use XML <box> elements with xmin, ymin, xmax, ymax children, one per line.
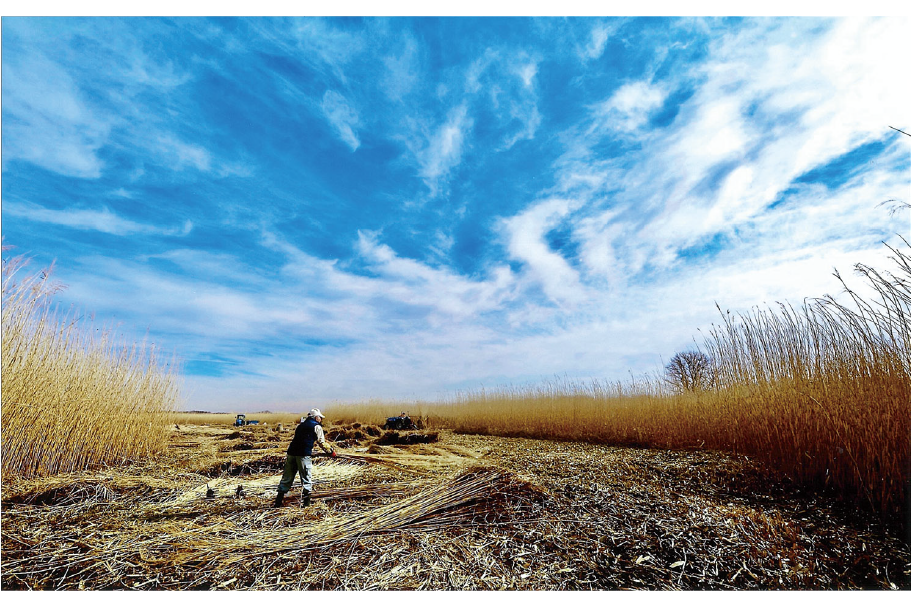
<box><xmin>1</xmin><ymin>51</ymin><xmax>110</xmax><ymax>178</ymax></box>
<box><xmin>501</xmin><ymin>56</ymin><xmax>542</xmax><ymax>150</ymax></box>
<box><xmin>382</xmin><ymin>35</ymin><xmax>420</xmax><ymax>102</ymax></box>
<box><xmin>321</xmin><ymin>90</ymin><xmax>361</xmax><ymax>151</ymax></box>
<box><xmin>516</xmin><ymin>62</ymin><xmax>538</xmax><ymax>89</ymax></box>
<box><xmin>285</xmin><ymin>18</ymin><xmax>364</xmax><ymax>82</ymax></box>
<box><xmin>353</xmin><ymin>230</ymin><xmax>516</xmax><ymax>320</ymax></box>
<box><xmin>500</xmin><ymin>197</ymin><xmax>587</xmax><ymax>306</ymax></box>
<box><xmin>553</xmin><ymin>17</ymin><xmax>908</xmax><ymax>288</ymax></box>
<box><xmin>582</xmin><ymin>23</ymin><xmax>613</xmax><ymax>60</ymax></box>
<box><xmin>418</xmin><ymin>104</ymin><xmax>472</xmax><ymax>196</ymax></box>
<box><xmin>258</xmin><ymin>229</ymin><xmax>517</xmax><ymax>330</ymax></box>
<box><xmin>646</xmin><ymin>17</ymin><xmax>908</xmax><ymax>254</ymax></box>
<box><xmin>154</xmin><ymin>134</ymin><xmax>212</xmax><ymax>172</ymax></box>
<box><xmin>593</xmin><ymin>80</ymin><xmax>667</xmax><ymax>134</ymax></box>
<box><xmin>3</xmin><ymin>201</ymin><xmax>193</xmax><ymax>237</ymax></box>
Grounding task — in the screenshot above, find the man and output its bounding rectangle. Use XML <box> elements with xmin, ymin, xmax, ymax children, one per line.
<box><xmin>273</xmin><ymin>408</ymin><xmax>338</xmax><ymax>508</ymax></box>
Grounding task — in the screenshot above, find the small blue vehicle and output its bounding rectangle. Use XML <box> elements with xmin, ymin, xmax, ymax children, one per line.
<box><xmin>383</xmin><ymin>413</ymin><xmax>416</xmax><ymax>430</ymax></box>
<box><xmin>234</xmin><ymin>414</ymin><xmax>259</xmax><ymax>427</ymax></box>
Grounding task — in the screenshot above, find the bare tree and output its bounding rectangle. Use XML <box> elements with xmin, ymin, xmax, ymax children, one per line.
<box><xmin>665</xmin><ymin>350</ymin><xmax>713</xmax><ymax>392</ymax></box>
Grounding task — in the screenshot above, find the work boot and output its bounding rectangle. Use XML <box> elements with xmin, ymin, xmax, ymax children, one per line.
<box><xmin>273</xmin><ymin>491</ymin><xmax>286</xmax><ymax>508</ymax></box>
<box><xmin>301</xmin><ymin>490</ymin><xmax>311</xmax><ymax>508</ymax></box>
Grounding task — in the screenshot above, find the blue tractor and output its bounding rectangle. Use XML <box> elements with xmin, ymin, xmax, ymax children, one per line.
<box><xmin>234</xmin><ymin>414</ymin><xmax>260</xmax><ymax>427</ymax></box>
<box><xmin>383</xmin><ymin>413</ymin><xmax>416</xmax><ymax>430</ymax></box>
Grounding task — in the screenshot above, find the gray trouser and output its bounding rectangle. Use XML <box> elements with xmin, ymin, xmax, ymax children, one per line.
<box><xmin>278</xmin><ymin>455</ymin><xmax>313</xmax><ymax>493</ymax></box>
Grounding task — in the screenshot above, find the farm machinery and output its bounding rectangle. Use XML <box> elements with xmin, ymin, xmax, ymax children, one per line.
<box><xmin>383</xmin><ymin>413</ymin><xmax>417</xmax><ymax>430</ymax></box>
<box><xmin>234</xmin><ymin>414</ymin><xmax>260</xmax><ymax>427</ymax></box>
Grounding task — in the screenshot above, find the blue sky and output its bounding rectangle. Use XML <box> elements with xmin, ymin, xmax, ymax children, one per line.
<box><xmin>2</xmin><ymin>16</ymin><xmax>909</xmax><ymax>411</ymax></box>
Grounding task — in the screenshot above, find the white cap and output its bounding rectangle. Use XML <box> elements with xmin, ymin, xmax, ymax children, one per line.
<box><xmin>308</xmin><ymin>408</ymin><xmax>324</xmax><ymax>419</ymax></box>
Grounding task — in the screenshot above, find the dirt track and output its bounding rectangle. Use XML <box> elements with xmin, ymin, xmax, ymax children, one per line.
<box><xmin>1</xmin><ymin>423</ymin><xmax>909</xmax><ymax>590</ymax></box>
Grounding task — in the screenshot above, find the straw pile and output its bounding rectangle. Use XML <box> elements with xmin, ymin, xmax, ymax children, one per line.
<box><xmin>165</xmin><ymin>466</ymin><xmax>546</xmax><ymax>566</ymax></box>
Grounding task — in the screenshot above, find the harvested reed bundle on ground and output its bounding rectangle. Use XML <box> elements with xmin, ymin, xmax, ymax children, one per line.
<box><xmin>314</xmin><ymin>481</ymin><xmax>416</xmax><ymax>502</ymax></box>
<box><xmin>333</xmin><ymin>452</ymin><xmax>432</xmax><ymax>475</ymax></box>
<box><xmin>165</xmin><ymin>467</ymin><xmax>547</xmax><ymax>567</ymax></box>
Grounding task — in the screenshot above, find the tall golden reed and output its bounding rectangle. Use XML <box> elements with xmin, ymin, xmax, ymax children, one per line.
<box><xmin>1</xmin><ymin>252</ymin><xmax>180</xmax><ymax>479</ymax></box>
<box><xmin>701</xmin><ymin>238</ymin><xmax>910</xmax><ymax>518</ymax></box>
<box><xmin>332</xmin><ymin>241</ymin><xmax>910</xmax><ymax>521</ymax></box>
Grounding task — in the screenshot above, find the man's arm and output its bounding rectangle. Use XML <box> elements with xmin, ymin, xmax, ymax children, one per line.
<box><xmin>314</xmin><ymin>424</ymin><xmax>336</xmax><ymax>455</ymax></box>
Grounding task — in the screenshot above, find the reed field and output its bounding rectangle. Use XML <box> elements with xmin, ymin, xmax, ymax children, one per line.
<box><xmin>173</xmin><ymin>412</ymin><xmax>305</xmax><ymax>427</ymax></box>
<box><xmin>333</xmin><ymin>240</ymin><xmax>911</xmax><ymax>526</ymax></box>
<box><xmin>1</xmin><ymin>252</ymin><xmax>180</xmax><ymax>480</ymax></box>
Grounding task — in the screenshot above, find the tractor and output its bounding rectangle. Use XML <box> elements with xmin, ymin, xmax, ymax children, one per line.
<box><xmin>383</xmin><ymin>413</ymin><xmax>416</xmax><ymax>430</ymax></box>
<box><xmin>234</xmin><ymin>414</ymin><xmax>259</xmax><ymax>427</ymax></box>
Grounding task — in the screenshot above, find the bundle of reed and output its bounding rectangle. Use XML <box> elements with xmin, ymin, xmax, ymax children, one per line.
<box><xmin>331</xmin><ymin>452</ymin><xmax>432</xmax><ymax>476</ymax></box>
<box><xmin>157</xmin><ymin>466</ymin><xmax>547</xmax><ymax>567</ymax></box>
<box><xmin>314</xmin><ymin>481</ymin><xmax>416</xmax><ymax>502</ymax></box>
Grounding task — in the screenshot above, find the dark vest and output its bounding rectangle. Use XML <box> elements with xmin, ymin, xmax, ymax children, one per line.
<box><xmin>288</xmin><ymin>417</ymin><xmax>320</xmax><ymax>456</ymax></box>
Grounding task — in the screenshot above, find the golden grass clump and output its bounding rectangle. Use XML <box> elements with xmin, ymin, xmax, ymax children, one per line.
<box><xmin>1</xmin><ymin>251</ymin><xmax>180</xmax><ymax>479</ymax></box>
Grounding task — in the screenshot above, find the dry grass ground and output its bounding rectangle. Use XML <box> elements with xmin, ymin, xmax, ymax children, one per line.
<box><xmin>2</xmin><ymin>421</ymin><xmax>908</xmax><ymax>590</ymax></box>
